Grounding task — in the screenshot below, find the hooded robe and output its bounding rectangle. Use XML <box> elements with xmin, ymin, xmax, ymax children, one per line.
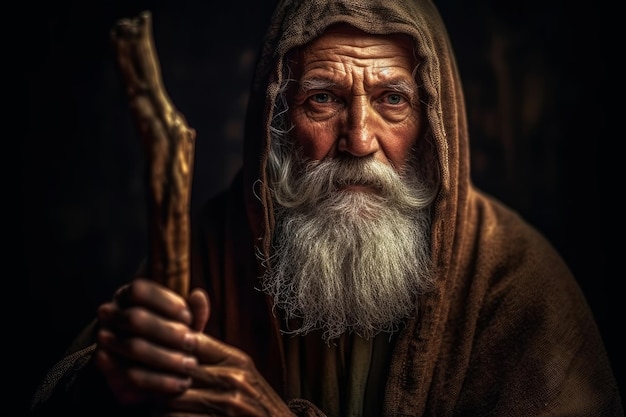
<box><xmin>29</xmin><ymin>0</ymin><xmax>623</xmax><ymax>416</ymax></box>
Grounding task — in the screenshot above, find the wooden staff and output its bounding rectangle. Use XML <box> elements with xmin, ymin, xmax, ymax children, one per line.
<box><xmin>111</xmin><ymin>11</ymin><xmax>195</xmax><ymax>296</ymax></box>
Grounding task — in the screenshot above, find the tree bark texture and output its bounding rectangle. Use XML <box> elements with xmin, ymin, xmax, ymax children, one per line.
<box><xmin>111</xmin><ymin>11</ymin><xmax>195</xmax><ymax>296</ymax></box>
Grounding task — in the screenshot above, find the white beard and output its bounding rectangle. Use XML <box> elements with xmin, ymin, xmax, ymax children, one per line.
<box><xmin>263</xmin><ymin>156</ymin><xmax>435</xmax><ymax>342</ymax></box>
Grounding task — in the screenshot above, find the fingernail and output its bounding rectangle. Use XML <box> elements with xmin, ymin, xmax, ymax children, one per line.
<box><xmin>97</xmin><ymin>305</ymin><xmax>113</xmax><ymax>321</ymax></box>
<box><xmin>96</xmin><ymin>329</ymin><xmax>113</xmax><ymax>346</ymax></box>
<box><xmin>179</xmin><ymin>309</ymin><xmax>192</xmax><ymax>323</ymax></box>
<box><xmin>183</xmin><ymin>333</ymin><xmax>196</xmax><ymax>351</ymax></box>
<box><xmin>182</xmin><ymin>356</ymin><xmax>197</xmax><ymax>372</ymax></box>
<box><xmin>177</xmin><ymin>377</ymin><xmax>192</xmax><ymax>392</ymax></box>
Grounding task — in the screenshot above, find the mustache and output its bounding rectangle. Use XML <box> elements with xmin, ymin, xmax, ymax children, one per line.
<box><xmin>275</xmin><ymin>156</ymin><xmax>433</xmax><ymax>210</ymax></box>
<box><xmin>321</xmin><ymin>157</ymin><xmax>400</xmax><ymax>190</ymax></box>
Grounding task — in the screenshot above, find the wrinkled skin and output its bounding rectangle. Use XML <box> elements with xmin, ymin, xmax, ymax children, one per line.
<box><xmin>96</xmin><ymin>278</ymin><xmax>295</xmax><ymax>416</ymax></box>
<box><xmin>289</xmin><ymin>24</ymin><xmax>422</xmax><ymax>173</ymax></box>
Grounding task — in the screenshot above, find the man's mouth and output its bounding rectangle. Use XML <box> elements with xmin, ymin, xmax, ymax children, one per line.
<box><xmin>336</xmin><ymin>183</ymin><xmax>379</xmax><ymax>193</ymax></box>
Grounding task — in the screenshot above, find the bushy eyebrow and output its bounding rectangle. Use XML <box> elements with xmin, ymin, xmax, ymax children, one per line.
<box><xmin>384</xmin><ymin>79</ymin><xmax>417</xmax><ymax>98</ymax></box>
<box><xmin>300</xmin><ymin>78</ymin><xmax>336</xmax><ymax>93</ymax></box>
<box><xmin>299</xmin><ymin>77</ymin><xmax>417</xmax><ymax>98</ymax></box>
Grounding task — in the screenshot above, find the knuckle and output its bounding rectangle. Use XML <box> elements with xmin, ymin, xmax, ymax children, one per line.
<box><xmin>235</xmin><ymin>351</ymin><xmax>255</xmax><ymax>369</ymax></box>
<box><xmin>125</xmin><ymin>336</ymin><xmax>150</xmax><ymax>357</ymax></box>
<box><xmin>221</xmin><ymin>368</ymin><xmax>253</xmax><ymax>392</ymax></box>
<box><xmin>126</xmin><ymin>307</ymin><xmax>151</xmax><ymax>330</ymax></box>
<box><xmin>126</xmin><ymin>280</ymin><xmax>149</xmax><ymax>301</ymax></box>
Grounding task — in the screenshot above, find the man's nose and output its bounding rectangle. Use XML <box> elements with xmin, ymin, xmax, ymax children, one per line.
<box><xmin>338</xmin><ymin>97</ymin><xmax>380</xmax><ymax>157</ymax></box>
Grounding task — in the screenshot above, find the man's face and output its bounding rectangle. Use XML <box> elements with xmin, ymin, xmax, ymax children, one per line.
<box><xmin>288</xmin><ymin>24</ymin><xmax>422</xmax><ymax>180</ymax></box>
<box><xmin>264</xmin><ymin>26</ymin><xmax>434</xmax><ymax>341</ymax></box>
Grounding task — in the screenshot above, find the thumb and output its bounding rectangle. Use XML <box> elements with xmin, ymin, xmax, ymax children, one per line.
<box><xmin>188</xmin><ymin>288</ymin><xmax>210</xmax><ymax>331</ymax></box>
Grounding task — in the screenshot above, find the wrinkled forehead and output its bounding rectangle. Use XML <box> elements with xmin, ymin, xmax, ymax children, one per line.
<box><xmin>288</xmin><ymin>23</ymin><xmax>418</xmax><ymax>75</ymax></box>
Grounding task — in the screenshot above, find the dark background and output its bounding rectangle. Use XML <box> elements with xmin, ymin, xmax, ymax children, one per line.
<box><xmin>23</xmin><ymin>0</ymin><xmax>620</xmax><ymax>413</ymax></box>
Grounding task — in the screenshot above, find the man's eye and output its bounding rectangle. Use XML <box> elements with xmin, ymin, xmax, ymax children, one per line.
<box><xmin>386</xmin><ymin>93</ymin><xmax>404</xmax><ymax>105</ymax></box>
<box><xmin>311</xmin><ymin>93</ymin><xmax>331</xmax><ymax>103</ymax></box>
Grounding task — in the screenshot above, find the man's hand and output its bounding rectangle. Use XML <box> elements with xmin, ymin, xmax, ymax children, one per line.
<box><xmin>94</xmin><ymin>278</ymin><xmax>294</xmax><ymax>416</ymax></box>
<box><xmin>95</xmin><ymin>279</ymin><xmax>207</xmax><ymax>405</ymax></box>
<box><xmin>159</xmin><ymin>332</ymin><xmax>296</xmax><ymax>416</ymax></box>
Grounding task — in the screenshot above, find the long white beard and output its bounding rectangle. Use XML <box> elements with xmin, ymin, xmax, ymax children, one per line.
<box><xmin>263</xmin><ymin>156</ymin><xmax>435</xmax><ymax>342</ymax></box>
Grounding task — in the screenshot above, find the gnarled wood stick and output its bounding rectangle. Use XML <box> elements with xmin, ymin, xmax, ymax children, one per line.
<box><xmin>111</xmin><ymin>11</ymin><xmax>195</xmax><ymax>296</ymax></box>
